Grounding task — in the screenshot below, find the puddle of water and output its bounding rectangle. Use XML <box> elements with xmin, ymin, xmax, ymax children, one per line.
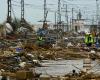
<box><xmin>35</xmin><ymin>60</ymin><xmax>100</xmax><ymax>76</ymax></box>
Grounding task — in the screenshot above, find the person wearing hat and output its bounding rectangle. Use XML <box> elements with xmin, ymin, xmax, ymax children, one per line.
<box><xmin>85</xmin><ymin>33</ymin><xmax>95</xmax><ymax>47</ymax></box>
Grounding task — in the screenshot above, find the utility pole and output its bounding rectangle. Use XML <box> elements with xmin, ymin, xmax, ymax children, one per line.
<box><xmin>77</xmin><ymin>9</ymin><xmax>82</xmax><ymax>20</ymax></box>
<box><xmin>95</xmin><ymin>0</ymin><xmax>100</xmax><ymax>44</ymax></box>
<box><xmin>62</xmin><ymin>4</ymin><xmax>69</xmax><ymax>32</ymax></box>
<box><xmin>92</xmin><ymin>16</ymin><xmax>95</xmax><ymax>25</ymax></box>
<box><xmin>70</xmin><ymin>18</ymin><xmax>72</xmax><ymax>31</ymax></box>
<box><xmin>96</xmin><ymin>0</ymin><xmax>99</xmax><ymax>24</ymax></box>
<box><xmin>44</xmin><ymin>0</ymin><xmax>47</xmax><ymax>23</ymax></box>
<box><xmin>65</xmin><ymin>5</ymin><xmax>68</xmax><ymax>23</ymax></box>
<box><xmin>56</xmin><ymin>0</ymin><xmax>62</xmax><ymax>40</ymax></box>
<box><xmin>58</xmin><ymin>0</ymin><xmax>61</xmax><ymax>24</ymax></box>
<box><xmin>43</xmin><ymin>0</ymin><xmax>48</xmax><ymax>29</ymax></box>
<box><xmin>65</xmin><ymin>4</ymin><xmax>69</xmax><ymax>31</ymax></box>
<box><xmin>21</xmin><ymin>0</ymin><xmax>25</xmax><ymax>27</ymax></box>
<box><xmin>55</xmin><ymin>12</ymin><xmax>57</xmax><ymax>29</ymax></box>
<box><xmin>96</xmin><ymin>0</ymin><xmax>99</xmax><ymax>32</ymax></box>
<box><xmin>7</xmin><ymin>0</ymin><xmax>12</xmax><ymax>23</ymax></box>
<box><xmin>57</xmin><ymin>0</ymin><xmax>63</xmax><ymax>39</ymax></box>
<box><xmin>72</xmin><ymin>8</ymin><xmax>74</xmax><ymax>31</ymax></box>
<box><xmin>55</xmin><ymin>12</ymin><xmax>57</xmax><ymax>25</ymax></box>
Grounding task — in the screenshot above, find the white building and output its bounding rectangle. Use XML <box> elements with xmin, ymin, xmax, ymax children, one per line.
<box><xmin>73</xmin><ymin>19</ymin><xmax>90</xmax><ymax>33</ymax></box>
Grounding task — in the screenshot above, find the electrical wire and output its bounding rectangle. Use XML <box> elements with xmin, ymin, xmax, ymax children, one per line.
<box><xmin>12</xmin><ymin>0</ymin><xmax>42</xmax><ymax>9</ymax></box>
<box><xmin>7</xmin><ymin>0</ymin><xmax>99</xmax><ymax>23</ymax></box>
<box><xmin>12</xmin><ymin>4</ymin><xmax>21</xmax><ymax>7</ymax></box>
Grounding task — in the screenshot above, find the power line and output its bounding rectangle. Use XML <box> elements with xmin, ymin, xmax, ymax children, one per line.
<box><xmin>12</xmin><ymin>4</ymin><xmax>21</xmax><ymax>7</ymax></box>
<box><xmin>12</xmin><ymin>0</ymin><xmax>42</xmax><ymax>7</ymax></box>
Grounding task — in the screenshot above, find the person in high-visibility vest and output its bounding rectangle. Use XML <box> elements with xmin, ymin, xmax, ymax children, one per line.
<box><xmin>38</xmin><ymin>36</ymin><xmax>43</xmax><ymax>41</ymax></box>
<box><xmin>90</xmin><ymin>34</ymin><xmax>95</xmax><ymax>44</ymax></box>
<box><xmin>85</xmin><ymin>34</ymin><xmax>89</xmax><ymax>44</ymax></box>
<box><xmin>85</xmin><ymin>33</ymin><xmax>95</xmax><ymax>47</ymax></box>
<box><xmin>37</xmin><ymin>36</ymin><xmax>45</xmax><ymax>46</ymax></box>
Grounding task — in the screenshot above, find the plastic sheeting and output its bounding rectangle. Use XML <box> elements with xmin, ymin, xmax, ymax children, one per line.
<box><xmin>5</xmin><ymin>23</ymin><xmax>13</xmax><ymax>33</ymax></box>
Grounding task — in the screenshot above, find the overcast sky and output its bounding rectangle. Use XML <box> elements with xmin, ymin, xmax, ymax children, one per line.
<box><xmin>0</xmin><ymin>0</ymin><xmax>99</xmax><ymax>24</ymax></box>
